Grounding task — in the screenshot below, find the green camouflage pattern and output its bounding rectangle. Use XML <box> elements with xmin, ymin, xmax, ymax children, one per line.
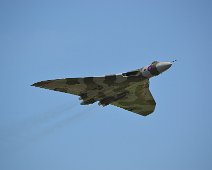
<box><xmin>32</xmin><ymin>61</ymin><xmax>174</xmax><ymax>116</ymax></box>
<box><xmin>32</xmin><ymin>72</ymin><xmax>156</xmax><ymax>116</ymax></box>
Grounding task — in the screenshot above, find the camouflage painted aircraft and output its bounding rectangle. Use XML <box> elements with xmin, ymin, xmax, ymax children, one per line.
<box><xmin>32</xmin><ymin>61</ymin><xmax>174</xmax><ymax>116</ymax></box>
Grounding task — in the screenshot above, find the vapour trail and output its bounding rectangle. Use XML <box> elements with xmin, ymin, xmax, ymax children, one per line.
<box><xmin>3</xmin><ymin>101</ymin><xmax>78</xmax><ymax>143</ymax></box>
<box><xmin>20</xmin><ymin>102</ymin><xmax>78</xmax><ymax>130</ymax></box>
<box><xmin>10</xmin><ymin>105</ymin><xmax>97</xmax><ymax>153</ymax></box>
<box><xmin>40</xmin><ymin>105</ymin><xmax>97</xmax><ymax>135</ymax></box>
<box><xmin>34</xmin><ymin>105</ymin><xmax>97</xmax><ymax>139</ymax></box>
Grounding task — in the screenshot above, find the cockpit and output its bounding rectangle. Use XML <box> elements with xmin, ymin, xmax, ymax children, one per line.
<box><xmin>151</xmin><ymin>61</ymin><xmax>159</xmax><ymax>65</ymax></box>
<box><xmin>122</xmin><ymin>70</ymin><xmax>140</xmax><ymax>77</ymax></box>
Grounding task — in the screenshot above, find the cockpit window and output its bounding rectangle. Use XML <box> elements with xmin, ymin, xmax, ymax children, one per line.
<box><xmin>122</xmin><ymin>70</ymin><xmax>139</xmax><ymax>76</ymax></box>
<box><xmin>151</xmin><ymin>61</ymin><xmax>159</xmax><ymax>64</ymax></box>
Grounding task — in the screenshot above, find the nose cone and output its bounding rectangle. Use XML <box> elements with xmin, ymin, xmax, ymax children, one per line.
<box><xmin>156</xmin><ymin>62</ymin><xmax>172</xmax><ymax>73</ymax></box>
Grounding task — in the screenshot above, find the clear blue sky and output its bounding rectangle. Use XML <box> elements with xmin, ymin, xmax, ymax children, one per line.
<box><xmin>0</xmin><ymin>0</ymin><xmax>212</xmax><ymax>170</ymax></box>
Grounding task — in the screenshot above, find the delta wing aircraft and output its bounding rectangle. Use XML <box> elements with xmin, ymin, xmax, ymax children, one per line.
<box><xmin>32</xmin><ymin>61</ymin><xmax>174</xmax><ymax>116</ymax></box>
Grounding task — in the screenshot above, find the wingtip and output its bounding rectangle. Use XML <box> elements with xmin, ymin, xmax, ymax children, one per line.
<box><xmin>31</xmin><ymin>82</ymin><xmax>39</xmax><ymax>87</ymax></box>
<box><xmin>31</xmin><ymin>80</ymin><xmax>52</xmax><ymax>87</ymax></box>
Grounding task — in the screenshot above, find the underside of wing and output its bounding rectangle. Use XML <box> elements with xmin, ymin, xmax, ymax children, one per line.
<box><xmin>32</xmin><ymin>75</ymin><xmax>156</xmax><ymax>116</ymax></box>
<box><xmin>111</xmin><ymin>79</ymin><xmax>156</xmax><ymax>116</ymax></box>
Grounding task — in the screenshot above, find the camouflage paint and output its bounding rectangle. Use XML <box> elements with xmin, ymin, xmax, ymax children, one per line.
<box><xmin>32</xmin><ymin>61</ymin><xmax>172</xmax><ymax>116</ymax></box>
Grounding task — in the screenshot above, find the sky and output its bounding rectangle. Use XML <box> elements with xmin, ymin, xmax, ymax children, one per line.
<box><xmin>0</xmin><ymin>0</ymin><xmax>212</xmax><ymax>170</ymax></box>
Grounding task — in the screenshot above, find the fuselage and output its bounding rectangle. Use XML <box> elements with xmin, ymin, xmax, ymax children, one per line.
<box><xmin>121</xmin><ymin>61</ymin><xmax>172</xmax><ymax>79</ymax></box>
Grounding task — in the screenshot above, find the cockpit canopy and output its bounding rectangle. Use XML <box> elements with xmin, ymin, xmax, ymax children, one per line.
<box><xmin>151</xmin><ymin>61</ymin><xmax>159</xmax><ymax>65</ymax></box>
<box><xmin>122</xmin><ymin>70</ymin><xmax>139</xmax><ymax>77</ymax></box>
